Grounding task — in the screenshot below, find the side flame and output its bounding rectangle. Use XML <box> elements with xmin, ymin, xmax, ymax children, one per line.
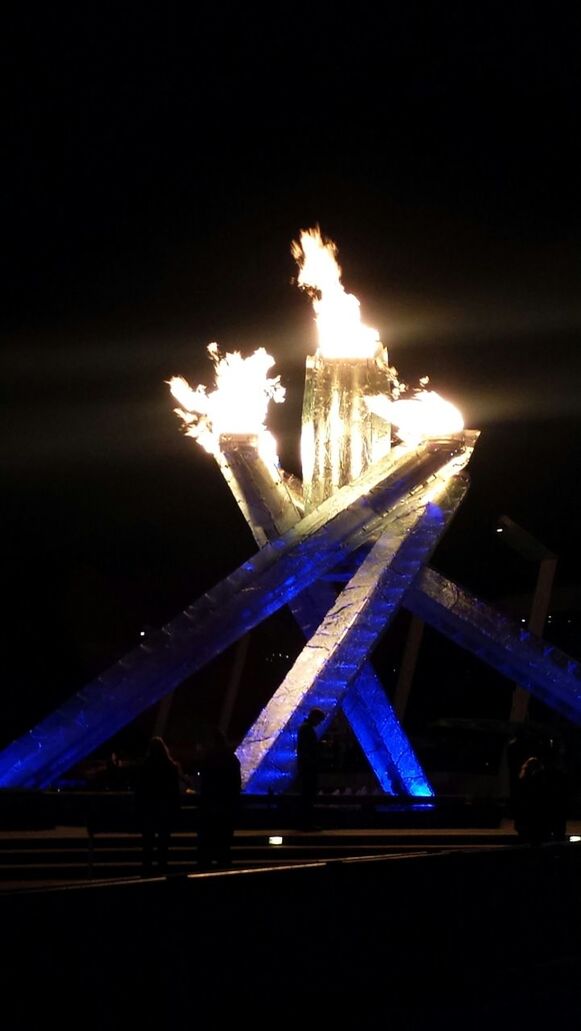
<box><xmin>292</xmin><ymin>226</ymin><xmax>382</xmax><ymax>360</ymax></box>
<box><xmin>366</xmin><ymin>390</ymin><xmax>464</xmax><ymax>445</ymax></box>
<box><xmin>168</xmin><ymin>343</ymin><xmax>285</xmax><ymax>461</ymax></box>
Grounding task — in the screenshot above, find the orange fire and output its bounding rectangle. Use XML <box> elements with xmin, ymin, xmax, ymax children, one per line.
<box><xmin>366</xmin><ymin>389</ymin><xmax>464</xmax><ymax>445</ymax></box>
<box><xmin>293</xmin><ymin>225</ymin><xmax>464</xmax><ymax>441</ymax></box>
<box><xmin>292</xmin><ymin>227</ymin><xmax>382</xmax><ymax>360</ymax></box>
<box><xmin>168</xmin><ymin>343</ymin><xmax>285</xmax><ymax>460</ymax></box>
<box><xmin>170</xmin><ymin>230</ymin><xmax>465</xmax><ymax>463</ymax></box>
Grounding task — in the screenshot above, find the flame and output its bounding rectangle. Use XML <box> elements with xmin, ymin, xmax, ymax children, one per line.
<box><xmin>365</xmin><ymin>390</ymin><xmax>464</xmax><ymax>445</ymax></box>
<box><xmin>168</xmin><ymin>343</ymin><xmax>285</xmax><ymax>460</ymax></box>
<box><xmin>291</xmin><ymin>228</ymin><xmax>464</xmax><ymax>443</ymax></box>
<box><xmin>292</xmin><ymin>227</ymin><xmax>382</xmax><ymax>360</ymax></box>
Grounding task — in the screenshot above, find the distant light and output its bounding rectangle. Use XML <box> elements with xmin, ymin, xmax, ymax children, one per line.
<box><xmin>139</xmin><ymin>631</ymin><xmax>146</xmax><ymax>638</ymax></box>
<box><xmin>496</xmin><ymin>527</ymin><xmax>503</xmax><ymax>534</ymax></box>
<box><xmin>521</xmin><ymin>618</ymin><xmax>526</xmax><ymax>624</ymax></box>
<box><xmin>569</xmin><ymin>835</ymin><xmax>581</xmax><ymax>843</ymax></box>
<box><xmin>269</xmin><ymin>836</ymin><xmax>283</xmax><ymax>846</ymax></box>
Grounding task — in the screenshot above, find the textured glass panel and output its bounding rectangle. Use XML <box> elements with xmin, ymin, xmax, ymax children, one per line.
<box><xmin>0</xmin><ymin>440</ymin><xmax>462</xmax><ymax>787</ymax></box>
<box><xmin>406</xmin><ymin>569</ymin><xmax>581</xmax><ymax>722</ymax></box>
<box><xmin>220</xmin><ymin>443</ymin><xmax>431</xmax><ymax>795</ymax></box>
<box><xmin>238</xmin><ymin>467</ymin><xmax>470</xmax><ymax>793</ymax></box>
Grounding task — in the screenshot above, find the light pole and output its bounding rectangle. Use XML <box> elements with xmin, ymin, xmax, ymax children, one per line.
<box><xmin>496</xmin><ymin>515</ymin><xmax>558</xmax><ymax>722</ymax></box>
<box><xmin>393</xmin><ymin>614</ymin><xmax>425</xmax><ymax>720</ymax></box>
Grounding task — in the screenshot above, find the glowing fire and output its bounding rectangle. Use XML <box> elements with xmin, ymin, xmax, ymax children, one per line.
<box><xmin>292</xmin><ymin>227</ymin><xmax>382</xmax><ymax>360</ymax></box>
<box><xmin>168</xmin><ymin>343</ymin><xmax>285</xmax><ymax>461</ymax></box>
<box><xmin>293</xmin><ymin>226</ymin><xmax>464</xmax><ymax>442</ymax></box>
<box><xmin>170</xmin><ymin>230</ymin><xmax>464</xmax><ymax>465</ymax></box>
<box><xmin>366</xmin><ymin>389</ymin><xmax>464</xmax><ymax>445</ymax></box>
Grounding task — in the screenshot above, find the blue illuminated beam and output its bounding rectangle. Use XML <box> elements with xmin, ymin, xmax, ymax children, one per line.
<box><xmin>0</xmin><ymin>439</ymin><xmax>462</xmax><ymax>788</ymax></box>
<box><xmin>219</xmin><ymin>440</ymin><xmax>432</xmax><ymax>796</ymax></box>
<box><xmin>238</xmin><ymin>461</ymin><xmax>471</xmax><ymax>793</ymax></box>
<box><xmin>406</xmin><ymin>568</ymin><xmax>581</xmax><ymax>724</ymax></box>
<box><xmin>290</xmin><ymin>581</ymin><xmax>431</xmax><ymax>795</ymax></box>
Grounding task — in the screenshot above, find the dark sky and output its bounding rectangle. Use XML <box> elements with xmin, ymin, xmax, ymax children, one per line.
<box><xmin>2</xmin><ymin>9</ymin><xmax>581</xmax><ymax>754</ymax></box>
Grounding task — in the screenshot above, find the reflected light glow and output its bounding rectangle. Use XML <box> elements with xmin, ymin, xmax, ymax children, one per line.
<box><xmin>366</xmin><ymin>390</ymin><xmax>464</xmax><ymax>445</ymax></box>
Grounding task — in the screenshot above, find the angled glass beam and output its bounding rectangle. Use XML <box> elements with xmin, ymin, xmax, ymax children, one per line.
<box><xmin>238</xmin><ymin>456</ymin><xmax>471</xmax><ymax>793</ymax></box>
<box><xmin>219</xmin><ymin>436</ymin><xmax>433</xmax><ymax>795</ymax></box>
<box><xmin>405</xmin><ymin>568</ymin><xmax>581</xmax><ymax>724</ymax></box>
<box><xmin>301</xmin><ymin>354</ymin><xmax>393</xmax><ymax>512</ymax></box>
<box><xmin>0</xmin><ymin>438</ymin><xmax>465</xmax><ymax>788</ymax></box>
<box><xmin>216</xmin><ymin>437</ymin><xmax>303</xmax><ymax>545</ymax></box>
<box><xmin>288</xmin><ymin>582</ymin><xmax>431</xmax><ymax>796</ymax></box>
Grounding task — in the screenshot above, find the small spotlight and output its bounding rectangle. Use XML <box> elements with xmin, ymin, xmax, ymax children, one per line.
<box><xmin>139</xmin><ymin>631</ymin><xmax>146</xmax><ymax>638</ymax></box>
<box><xmin>569</xmin><ymin>835</ymin><xmax>581</xmax><ymax>843</ymax></box>
<box><xmin>268</xmin><ymin>836</ymin><xmax>283</xmax><ymax>846</ymax></box>
<box><xmin>496</xmin><ymin>527</ymin><xmax>503</xmax><ymax>534</ymax></box>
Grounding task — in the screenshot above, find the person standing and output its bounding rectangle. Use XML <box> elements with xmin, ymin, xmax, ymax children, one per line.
<box><xmin>196</xmin><ymin>729</ymin><xmax>241</xmax><ymax>868</ymax></box>
<box><xmin>296</xmin><ymin>707</ymin><xmax>325</xmax><ymax>830</ymax></box>
<box><xmin>135</xmin><ymin>737</ymin><xmax>181</xmax><ymax>876</ymax></box>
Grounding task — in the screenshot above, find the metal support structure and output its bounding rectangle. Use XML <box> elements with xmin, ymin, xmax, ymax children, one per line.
<box><xmin>219</xmin><ymin>633</ymin><xmax>251</xmax><ymax>736</ymax></box>
<box><xmin>496</xmin><ymin>516</ymin><xmax>558</xmax><ymax>722</ymax></box>
<box><xmin>217</xmin><ymin>434</ymin><xmax>432</xmax><ymax>794</ymax></box>
<box><xmin>406</xmin><ymin>567</ymin><xmax>581</xmax><ymax>724</ymax></box>
<box><xmin>2</xmin><ymin>427</ymin><xmax>579</xmax><ymax>792</ymax></box>
<box><xmin>301</xmin><ymin>354</ymin><xmax>393</xmax><ymax>513</ymax></box>
<box><xmin>0</xmin><ymin>438</ymin><xmax>465</xmax><ymax>788</ymax></box>
<box><xmin>3</xmin><ymin>218</ymin><xmax>577</xmax><ymax>809</ymax></box>
<box><xmin>239</xmin><ymin>460</ymin><xmax>471</xmax><ymax>792</ymax></box>
<box><xmin>393</xmin><ymin>615</ymin><xmax>425</xmax><ymax>720</ymax></box>
<box><xmin>510</xmin><ymin>556</ymin><xmax>558</xmax><ymax>721</ymax></box>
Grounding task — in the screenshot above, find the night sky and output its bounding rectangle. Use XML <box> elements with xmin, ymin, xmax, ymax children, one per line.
<box><xmin>3</xmin><ymin>10</ymin><xmax>581</xmax><ymax>762</ymax></box>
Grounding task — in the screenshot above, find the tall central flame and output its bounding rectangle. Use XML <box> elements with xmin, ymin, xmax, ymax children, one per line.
<box><xmin>168</xmin><ymin>343</ymin><xmax>285</xmax><ymax>461</ymax></box>
<box><xmin>292</xmin><ymin>227</ymin><xmax>382</xmax><ymax>360</ymax></box>
<box><xmin>293</xmin><ymin>225</ymin><xmax>464</xmax><ymax>443</ymax></box>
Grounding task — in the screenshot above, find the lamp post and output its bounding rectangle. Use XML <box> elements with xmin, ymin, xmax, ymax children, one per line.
<box><xmin>496</xmin><ymin>515</ymin><xmax>558</xmax><ymax>722</ymax></box>
<box><xmin>393</xmin><ymin>615</ymin><xmax>425</xmax><ymax>720</ymax></box>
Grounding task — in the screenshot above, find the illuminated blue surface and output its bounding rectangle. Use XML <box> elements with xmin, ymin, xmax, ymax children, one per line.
<box><xmin>0</xmin><ymin>443</ymin><xmax>453</xmax><ymax>788</ymax></box>
<box><xmin>406</xmin><ymin>568</ymin><xmax>581</xmax><ymax>723</ymax></box>
<box><xmin>6</xmin><ymin>432</ymin><xmax>576</xmax><ymax>797</ymax></box>
<box><xmin>8</xmin><ymin>436</ymin><xmax>558</xmax><ymax>796</ymax></box>
<box><xmin>239</xmin><ymin>473</ymin><xmax>467</xmax><ymax>794</ymax></box>
<box><xmin>270</xmin><ymin>577</ymin><xmax>432</xmax><ymax>795</ymax></box>
<box><xmin>219</xmin><ymin>442</ymin><xmax>432</xmax><ymax>796</ymax></box>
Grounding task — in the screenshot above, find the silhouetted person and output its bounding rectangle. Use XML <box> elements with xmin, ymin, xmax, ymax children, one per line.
<box><xmin>197</xmin><ymin>729</ymin><xmax>241</xmax><ymax>868</ymax></box>
<box><xmin>105</xmin><ymin>751</ymin><xmax>124</xmax><ymax>790</ymax></box>
<box><xmin>296</xmin><ymin>707</ymin><xmax>325</xmax><ymax>830</ymax></box>
<box><xmin>135</xmin><ymin>737</ymin><xmax>180</xmax><ymax>876</ymax></box>
<box><xmin>543</xmin><ymin>742</ymin><xmax>568</xmax><ymax>841</ymax></box>
<box><xmin>514</xmin><ymin>756</ymin><xmax>544</xmax><ymax>844</ymax></box>
<box><xmin>514</xmin><ymin>746</ymin><xmax>568</xmax><ymax>845</ymax></box>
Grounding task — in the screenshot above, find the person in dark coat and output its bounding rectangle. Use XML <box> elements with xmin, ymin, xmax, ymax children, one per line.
<box><xmin>514</xmin><ymin>755</ymin><xmax>545</xmax><ymax>844</ymax></box>
<box><xmin>135</xmin><ymin>737</ymin><xmax>181</xmax><ymax>876</ymax></box>
<box><xmin>543</xmin><ymin>744</ymin><xmax>568</xmax><ymax>841</ymax></box>
<box><xmin>196</xmin><ymin>729</ymin><xmax>241</xmax><ymax>868</ymax></box>
<box><xmin>296</xmin><ymin>707</ymin><xmax>325</xmax><ymax>830</ymax></box>
<box><xmin>514</xmin><ymin>747</ymin><xmax>568</xmax><ymax>845</ymax></box>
